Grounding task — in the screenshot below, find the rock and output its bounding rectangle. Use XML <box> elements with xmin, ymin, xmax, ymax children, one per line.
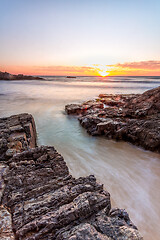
<box><xmin>0</xmin><ymin>164</ymin><xmax>14</xmax><ymax>240</ymax></box>
<box><xmin>65</xmin><ymin>104</ymin><xmax>90</xmax><ymax>115</ymax></box>
<box><xmin>66</xmin><ymin>86</ymin><xmax>160</xmax><ymax>153</ymax></box>
<box><xmin>7</xmin><ymin>140</ymin><xmax>22</xmax><ymax>151</ymax></box>
<box><xmin>0</xmin><ymin>164</ymin><xmax>8</xmax><ymax>202</ymax></box>
<box><xmin>92</xmin><ymin>208</ymin><xmax>143</xmax><ymax>240</ymax></box>
<box><xmin>124</xmin><ymin>86</ymin><xmax>160</xmax><ymax>117</ymax></box>
<box><xmin>65</xmin><ymin>102</ymin><xmax>104</xmax><ymax>115</ymax></box>
<box><xmin>0</xmin><ymin>113</ymin><xmax>37</xmax><ymax>161</ymax></box>
<box><xmin>5</xmin><ymin>148</ymin><xmax>17</xmax><ymax>157</ymax></box>
<box><xmin>2</xmin><ymin>146</ymin><xmax>110</xmax><ymax>239</ymax></box>
<box><xmin>96</xmin><ymin>120</ymin><xmax>125</xmax><ymax>138</ymax></box>
<box><xmin>0</xmin><ymin>71</ymin><xmax>44</xmax><ymax>80</ymax></box>
<box><xmin>0</xmin><ymin>114</ymin><xmax>143</xmax><ymax>239</ymax></box>
<box><xmin>0</xmin><ymin>206</ymin><xmax>15</xmax><ymax>240</ymax></box>
<box><xmin>2</xmin><ymin>146</ymin><xmax>142</xmax><ymax>240</ymax></box>
<box><xmin>79</xmin><ymin>115</ymin><xmax>102</xmax><ymax>135</ymax></box>
<box><xmin>56</xmin><ymin>223</ymin><xmax>110</xmax><ymax>240</ymax></box>
<box><xmin>56</xmin><ymin>207</ymin><xmax>143</xmax><ymax>240</ymax></box>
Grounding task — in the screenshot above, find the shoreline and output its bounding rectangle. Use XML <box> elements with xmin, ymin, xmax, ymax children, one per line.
<box><xmin>0</xmin><ymin>113</ymin><xmax>143</xmax><ymax>239</ymax></box>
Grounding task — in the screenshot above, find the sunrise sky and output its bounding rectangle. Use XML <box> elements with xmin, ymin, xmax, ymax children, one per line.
<box><xmin>0</xmin><ymin>0</ymin><xmax>160</xmax><ymax>76</ymax></box>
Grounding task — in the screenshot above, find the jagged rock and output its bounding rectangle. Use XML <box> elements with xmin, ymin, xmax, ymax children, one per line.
<box><xmin>2</xmin><ymin>146</ymin><xmax>110</xmax><ymax>239</ymax></box>
<box><xmin>65</xmin><ymin>104</ymin><xmax>86</xmax><ymax>114</ymax></box>
<box><xmin>0</xmin><ymin>112</ymin><xmax>38</xmax><ymax>239</ymax></box>
<box><xmin>56</xmin><ymin>207</ymin><xmax>143</xmax><ymax>240</ymax></box>
<box><xmin>66</xmin><ymin>86</ymin><xmax>160</xmax><ymax>152</ymax></box>
<box><xmin>0</xmin><ymin>206</ymin><xmax>15</xmax><ymax>240</ymax></box>
<box><xmin>1</xmin><ymin>146</ymin><xmax>142</xmax><ymax>240</ymax></box>
<box><xmin>0</xmin><ymin>113</ymin><xmax>37</xmax><ymax>161</ymax></box>
<box><xmin>0</xmin><ymin>164</ymin><xmax>14</xmax><ymax>240</ymax></box>
<box><xmin>56</xmin><ymin>223</ymin><xmax>110</xmax><ymax>240</ymax></box>
<box><xmin>0</xmin><ymin>164</ymin><xmax>8</xmax><ymax>202</ymax></box>
<box><xmin>65</xmin><ymin>102</ymin><xmax>104</xmax><ymax>115</ymax></box>
<box><xmin>0</xmin><ymin>114</ymin><xmax>143</xmax><ymax>239</ymax></box>
<box><xmin>124</xmin><ymin>86</ymin><xmax>160</xmax><ymax>117</ymax></box>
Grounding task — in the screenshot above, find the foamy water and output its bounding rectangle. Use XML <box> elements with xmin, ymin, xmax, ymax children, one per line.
<box><xmin>0</xmin><ymin>76</ymin><xmax>160</xmax><ymax>239</ymax></box>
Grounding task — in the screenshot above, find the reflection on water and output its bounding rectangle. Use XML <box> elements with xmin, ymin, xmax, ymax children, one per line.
<box><xmin>0</xmin><ymin>77</ymin><xmax>160</xmax><ymax>240</ymax></box>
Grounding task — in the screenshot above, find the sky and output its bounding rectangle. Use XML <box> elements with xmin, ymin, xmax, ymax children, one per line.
<box><xmin>0</xmin><ymin>0</ymin><xmax>160</xmax><ymax>76</ymax></box>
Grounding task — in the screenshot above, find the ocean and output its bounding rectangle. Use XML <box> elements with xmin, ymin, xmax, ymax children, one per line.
<box><xmin>0</xmin><ymin>76</ymin><xmax>160</xmax><ymax>239</ymax></box>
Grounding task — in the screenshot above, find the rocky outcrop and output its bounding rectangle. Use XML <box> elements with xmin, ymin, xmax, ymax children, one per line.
<box><xmin>0</xmin><ymin>114</ymin><xmax>37</xmax><ymax>240</ymax></box>
<box><xmin>0</xmin><ymin>113</ymin><xmax>37</xmax><ymax>161</ymax></box>
<box><xmin>0</xmin><ymin>114</ymin><xmax>143</xmax><ymax>239</ymax></box>
<box><xmin>0</xmin><ymin>71</ymin><xmax>43</xmax><ymax>80</ymax></box>
<box><xmin>0</xmin><ymin>206</ymin><xmax>15</xmax><ymax>240</ymax></box>
<box><xmin>65</xmin><ymin>86</ymin><xmax>160</xmax><ymax>153</ymax></box>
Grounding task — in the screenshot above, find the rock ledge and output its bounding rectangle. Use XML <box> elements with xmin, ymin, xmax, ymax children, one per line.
<box><xmin>65</xmin><ymin>86</ymin><xmax>160</xmax><ymax>152</ymax></box>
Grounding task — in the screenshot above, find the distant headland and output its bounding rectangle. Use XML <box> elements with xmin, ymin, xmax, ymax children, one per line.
<box><xmin>0</xmin><ymin>71</ymin><xmax>44</xmax><ymax>80</ymax></box>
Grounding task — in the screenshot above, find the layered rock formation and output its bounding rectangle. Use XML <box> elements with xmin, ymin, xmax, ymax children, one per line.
<box><xmin>65</xmin><ymin>86</ymin><xmax>160</xmax><ymax>152</ymax></box>
<box><xmin>0</xmin><ymin>71</ymin><xmax>43</xmax><ymax>80</ymax></box>
<box><xmin>0</xmin><ymin>113</ymin><xmax>37</xmax><ymax>161</ymax></box>
<box><xmin>0</xmin><ymin>114</ymin><xmax>143</xmax><ymax>239</ymax></box>
<box><xmin>0</xmin><ymin>114</ymin><xmax>37</xmax><ymax>240</ymax></box>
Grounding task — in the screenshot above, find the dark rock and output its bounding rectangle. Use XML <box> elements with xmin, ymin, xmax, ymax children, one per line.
<box><xmin>67</xmin><ymin>76</ymin><xmax>77</xmax><ymax>78</ymax></box>
<box><xmin>0</xmin><ymin>164</ymin><xmax>15</xmax><ymax>240</ymax></box>
<box><xmin>2</xmin><ymin>146</ymin><xmax>111</xmax><ymax>239</ymax></box>
<box><xmin>124</xmin><ymin>87</ymin><xmax>160</xmax><ymax>117</ymax></box>
<box><xmin>0</xmin><ymin>113</ymin><xmax>143</xmax><ymax>239</ymax></box>
<box><xmin>0</xmin><ymin>71</ymin><xmax>44</xmax><ymax>80</ymax></box>
<box><xmin>0</xmin><ymin>113</ymin><xmax>37</xmax><ymax>161</ymax></box>
<box><xmin>66</xmin><ymin>86</ymin><xmax>160</xmax><ymax>153</ymax></box>
<box><xmin>0</xmin><ymin>206</ymin><xmax>15</xmax><ymax>240</ymax></box>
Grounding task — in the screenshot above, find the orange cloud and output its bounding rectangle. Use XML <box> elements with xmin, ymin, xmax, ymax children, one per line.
<box><xmin>116</xmin><ymin>61</ymin><xmax>160</xmax><ymax>70</ymax></box>
<box><xmin>111</xmin><ymin>61</ymin><xmax>160</xmax><ymax>75</ymax></box>
<box><xmin>1</xmin><ymin>65</ymin><xmax>99</xmax><ymax>76</ymax></box>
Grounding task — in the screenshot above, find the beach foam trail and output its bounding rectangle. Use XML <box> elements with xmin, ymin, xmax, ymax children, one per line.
<box><xmin>0</xmin><ymin>76</ymin><xmax>160</xmax><ymax>239</ymax></box>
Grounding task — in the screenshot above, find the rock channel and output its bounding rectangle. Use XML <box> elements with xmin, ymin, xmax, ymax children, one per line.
<box><xmin>0</xmin><ymin>113</ymin><xmax>143</xmax><ymax>239</ymax></box>
<box><xmin>65</xmin><ymin>86</ymin><xmax>160</xmax><ymax>153</ymax></box>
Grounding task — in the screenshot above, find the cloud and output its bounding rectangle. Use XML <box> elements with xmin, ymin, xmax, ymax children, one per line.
<box><xmin>114</xmin><ymin>60</ymin><xmax>160</xmax><ymax>70</ymax></box>
<box><xmin>32</xmin><ymin>65</ymin><xmax>96</xmax><ymax>74</ymax></box>
<box><xmin>2</xmin><ymin>60</ymin><xmax>160</xmax><ymax>76</ymax></box>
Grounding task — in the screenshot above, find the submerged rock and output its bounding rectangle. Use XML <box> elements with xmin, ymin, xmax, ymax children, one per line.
<box><xmin>0</xmin><ymin>113</ymin><xmax>143</xmax><ymax>239</ymax></box>
<box><xmin>65</xmin><ymin>86</ymin><xmax>160</xmax><ymax>153</ymax></box>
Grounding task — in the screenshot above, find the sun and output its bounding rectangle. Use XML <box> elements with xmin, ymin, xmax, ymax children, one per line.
<box><xmin>98</xmin><ymin>70</ymin><xmax>109</xmax><ymax>77</ymax></box>
<box><xmin>97</xmin><ymin>66</ymin><xmax>110</xmax><ymax>77</ymax></box>
<box><xmin>89</xmin><ymin>64</ymin><xmax>111</xmax><ymax>76</ymax></box>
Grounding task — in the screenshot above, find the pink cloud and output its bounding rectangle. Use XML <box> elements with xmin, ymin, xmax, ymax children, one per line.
<box><xmin>115</xmin><ymin>60</ymin><xmax>160</xmax><ymax>70</ymax></box>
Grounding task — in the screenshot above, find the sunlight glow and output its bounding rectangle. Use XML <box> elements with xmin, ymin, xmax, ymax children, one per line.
<box><xmin>98</xmin><ymin>70</ymin><xmax>109</xmax><ymax>77</ymax></box>
<box><xmin>2</xmin><ymin>61</ymin><xmax>160</xmax><ymax>76</ymax></box>
<box><xmin>95</xmin><ymin>65</ymin><xmax>111</xmax><ymax>77</ymax></box>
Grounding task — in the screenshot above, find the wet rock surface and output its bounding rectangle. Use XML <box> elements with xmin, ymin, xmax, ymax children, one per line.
<box><xmin>65</xmin><ymin>86</ymin><xmax>160</xmax><ymax>152</ymax></box>
<box><xmin>0</xmin><ymin>113</ymin><xmax>143</xmax><ymax>239</ymax></box>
